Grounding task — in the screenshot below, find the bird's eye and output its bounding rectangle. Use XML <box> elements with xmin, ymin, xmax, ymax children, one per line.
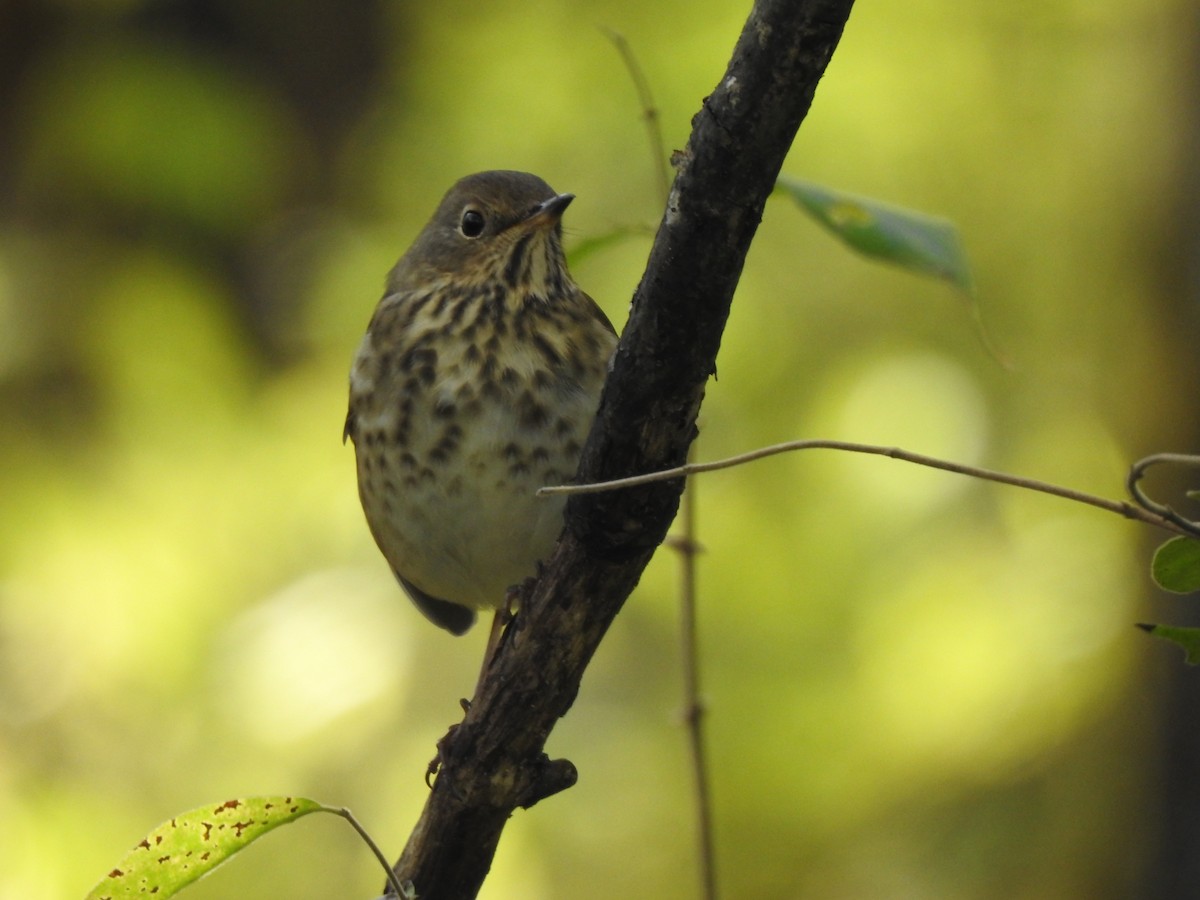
<box><xmin>460</xmin><ymin>209</ymin><xmax>485</xmax><ymax>238</ymax></box>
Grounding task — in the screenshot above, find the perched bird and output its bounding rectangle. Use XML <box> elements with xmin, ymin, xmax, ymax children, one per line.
<box><xmin>345</xmin><ymin>171</ymin><xmax>617</xmax><ymax>636</ymax></box>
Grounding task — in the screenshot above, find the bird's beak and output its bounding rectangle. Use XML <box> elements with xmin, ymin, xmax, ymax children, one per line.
<box><xmin>524</xmin><ymin>193</ymin><xmax>575</xmax><ymax>229</ymax></box>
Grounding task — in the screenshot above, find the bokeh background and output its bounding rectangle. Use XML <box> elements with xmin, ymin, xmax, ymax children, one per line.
<box><xmin>3</xmin><ymin>0</ymin><xmax>1199</xmax><ymax>897</ymax></box>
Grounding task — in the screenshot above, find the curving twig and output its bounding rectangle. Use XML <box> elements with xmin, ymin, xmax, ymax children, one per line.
<box><xmin>1126</xmin><ymin>453</ymin><xmax>1200</xmax><ymax>537</ymax></box>
<box><xmin>542</xmin><ymin>440</ymin><xmax>1200</xmax><ymax>539</ymax></box>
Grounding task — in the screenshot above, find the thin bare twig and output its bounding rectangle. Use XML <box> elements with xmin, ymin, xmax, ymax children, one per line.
<box><xmin>542</xmin><ymin>440</ymin><xmax>1200</xmax><ymax>538</ymax></box>
<box><xmin>671</xmin><ymin>452</ymin><xmax>717</xmax><ymax>900</ymax></box>
<box><xmin>601</xmin><ymin>27</ymin><xmax>671</xmax><ymax>209</ymax></box>
<box><xmin>606</xmin><ymin>29</ymin><xmax>719</xmax><ymax>898</ymax></box>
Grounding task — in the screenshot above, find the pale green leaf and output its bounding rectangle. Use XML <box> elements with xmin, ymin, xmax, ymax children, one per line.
<box><xmin>776</xmin><ymin>176</ymin><xmax>974</xmax><ymax>291</ymax></box>
<box><xmin>85</xmin><ymin>796</ymin><xmax>327</xmax><ymax>899</ymax></box>
<box><xmin>775</xmin><ymin>175</ymin><xmax>1010</xmax><ymax>365</ymax></box>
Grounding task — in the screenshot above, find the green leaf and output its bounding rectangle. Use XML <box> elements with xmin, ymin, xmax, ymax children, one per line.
<box><xmin>775</xmin><ymin>175</ymin><xmax>1009</xmax><ymax>366</ymax></box>
<box><xmin>1137</xmin><ymin>623</ymin><xmax>1200</xmax><ymax>665</ymax></box>
<box><xmin>85</xmin><ymin>796</ymin><xmax>327</xmax><ymax>899</ymax></box>
<box><xmin>1151</xmin><ymin>536</ymin><xmax>1200</xmax><ymax>593</ymax></box>
<box><xmin>775</xmin><ymin>176</ymin><xmax>975</xmax><ymax>292</ymax></box>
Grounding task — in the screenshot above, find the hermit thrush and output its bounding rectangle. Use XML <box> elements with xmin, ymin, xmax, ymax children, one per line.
<box><xmin>345</xmin><ymin>171</ymin><xmax>617</xmax><ymax>636</ymax></box>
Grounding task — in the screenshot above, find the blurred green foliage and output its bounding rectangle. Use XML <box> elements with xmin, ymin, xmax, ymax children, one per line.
<box><xmin>1</xmin><ymin>0</ymin><xmax>1196</xmax><ymax>898</ymax></box>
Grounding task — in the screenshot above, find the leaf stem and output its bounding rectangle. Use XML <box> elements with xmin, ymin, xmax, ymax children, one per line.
<box><xmin>330</xmin><ymin>806</ymin><xmax>411</xmax><ymax>899</ymax></box>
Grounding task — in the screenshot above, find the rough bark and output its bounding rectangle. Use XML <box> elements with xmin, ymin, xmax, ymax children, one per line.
<box><xmin>389</xmin><ymin>1</ymin><xmax>857</xmax><ymax>895</ymax></box>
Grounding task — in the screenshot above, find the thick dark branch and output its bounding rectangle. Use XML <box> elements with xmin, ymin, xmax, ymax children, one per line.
<box><xmin>389</xmin><ymin>1</ymin><xmax>856</xmax><ymax>896</ymax></box>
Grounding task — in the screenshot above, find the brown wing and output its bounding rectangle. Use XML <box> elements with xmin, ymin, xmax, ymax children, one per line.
<box><xmin>396</xmin><ymin>571</ymin><xmax>477</xmax><ymax>636</ymax></box>
<box><xmin>583</xmin><ymin>291</ymin><xmax>617</xmax><ymax>337</ymax></box>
